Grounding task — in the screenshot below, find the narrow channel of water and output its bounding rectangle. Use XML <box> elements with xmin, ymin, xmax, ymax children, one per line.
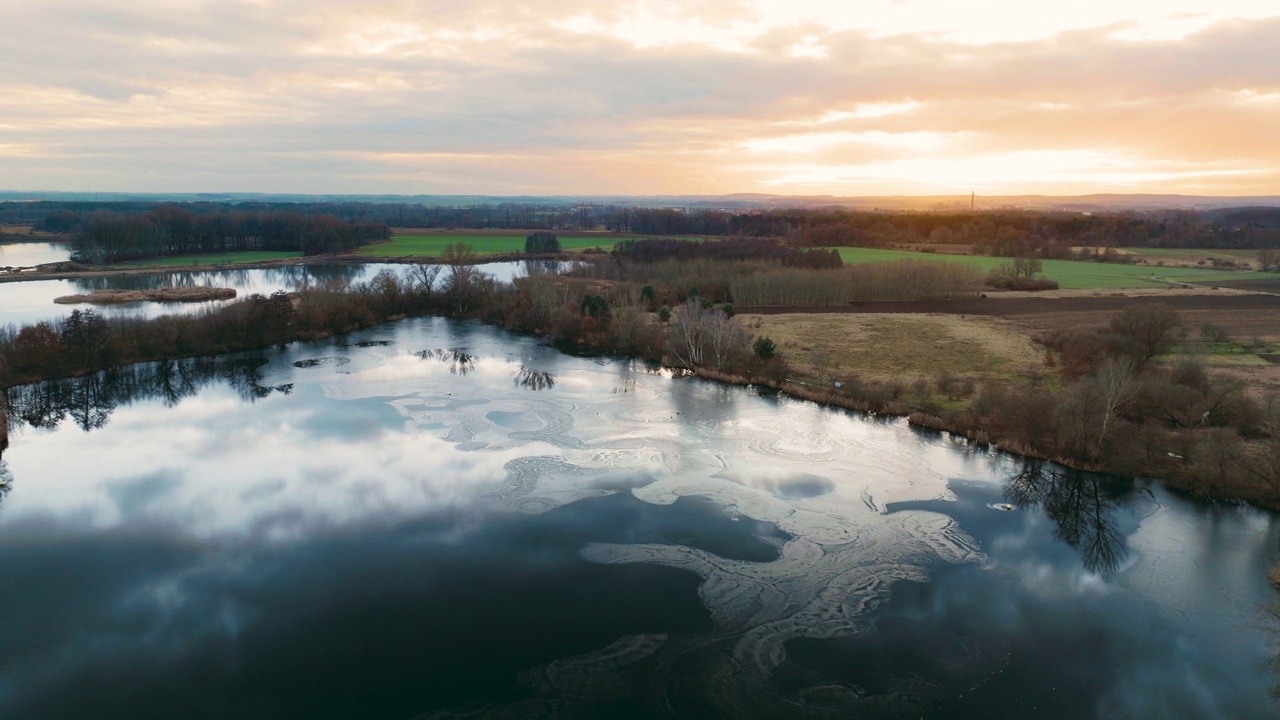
<box><xmin>0</xmin><ymin>317</ymin><xmax>1276</xmax><ymax>718</ymax></box>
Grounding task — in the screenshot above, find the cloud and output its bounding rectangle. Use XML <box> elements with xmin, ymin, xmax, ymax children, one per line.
<box><xmin>0</xmin><ymin>1</ymin><xmax>1277</xmax><ymax>194</ymax></box>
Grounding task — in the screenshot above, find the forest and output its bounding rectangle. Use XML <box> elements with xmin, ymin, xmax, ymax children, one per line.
<box><xmin>65</xmin><ymin>207</ymin><xmax>388</xmax><ymax>264</ymax></box>
<box><xmin>6</xmin><ymin>201</ymin><xmax>1280</xmax><ymax>256</ymax></box>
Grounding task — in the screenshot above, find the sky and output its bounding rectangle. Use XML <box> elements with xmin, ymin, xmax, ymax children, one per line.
<box><xmin>1</xmin><ymin>0</ymin><xmax>1278</xmax><ymax>197</ymax></box>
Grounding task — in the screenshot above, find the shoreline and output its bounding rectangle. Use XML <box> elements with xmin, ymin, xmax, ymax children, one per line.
<box><xmin>1</xmin><ymin>300</ymin><xmax>1276</xmax><ymax>511</ymax></box>
<box><xmin>0</xmin><ymin>252</ymin><xmax>582</xmax><ymax>284</ymax></box>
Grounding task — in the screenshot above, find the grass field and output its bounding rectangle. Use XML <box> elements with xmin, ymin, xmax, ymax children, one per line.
<box><xmin>741</xmin><ymin>312</ymin><xmax>1043</xmax><ymax>384</ymax></box>
<box><xmin>111</xmin><ymin>251</ymin><xmax>303</xmax><ymax>268</ymax></box>
<box><xmin>357</xmin><ymin>233</ymin><xmax>642</xmax><ymax>257</ymax></box>
<box><xmin>828</xmin><ymin>247</ymin><xmax>1252</xmax><ymax>290</ymax></box>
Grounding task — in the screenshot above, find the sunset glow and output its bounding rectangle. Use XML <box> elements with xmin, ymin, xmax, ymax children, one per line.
<box><xmin>0</xmin><ymin>0</ymin><xmax>1277</xmax><ymax>195</ymax></box>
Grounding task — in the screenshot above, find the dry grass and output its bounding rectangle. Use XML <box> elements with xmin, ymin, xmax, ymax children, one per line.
<box><xmin>54</xmin><ymin>287</ymin><xmax>238</xmax><ymax>304</ymax></box>
<box><xmin>741</xmin><ymin>312</ymin><xmax>1043</xmax><ymax>384</ymax></box>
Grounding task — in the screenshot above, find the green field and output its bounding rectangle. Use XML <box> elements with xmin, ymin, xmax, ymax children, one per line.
<box><xmin>357</xmin><ymin>234</ymin><xmax>640</xmax><ymax>257</ymax></box>
<box><xmin>111</xmin><ymin>251</ymin><xmax>303</xmax><ymax>268</ymax></box>
<box><xmin>829</xmin><ymin>247</ymin><xmax>1254</xmax><ymax>290</ymax></box>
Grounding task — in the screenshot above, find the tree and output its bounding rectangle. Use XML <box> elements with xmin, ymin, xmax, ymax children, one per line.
<box><xmin>524</xmin><ymin>231</ymin><xmax>561</xmax><ymax>254</ymax></box>
<box><xmin>1093</xmin><ymin>357</ymin><xmax>1136</xmax><ymax>453</ymax></box>
<box><xmin>1199</xmin><ymin>322</ymin><xmax>1231</xmax><ymax>350</ymax></box>
<box><xmin>442</xmin><ymin>243</ymin><xmax>484</xmax><ymax>313</ymax></box>
<box><xmin>639</xmin><ymin>285</ymin><xmax>657</xmax><ymax>311</ymax></box>
<box><xmin>1012</xmin><ymin>255</ymin><xmax>1044</xmax><ymax>278</ymax></box>
<box><xmin>1258</xmin><ymin>248</ymin><xmax>1278</xmax><ymax>272</ymax></box>
<box><xmin>666</xmin><ymin>299</ymin><xmax>748</xmax><ymax>370</ymax></box>
<box><xmin>1108</xmin><ymin>303</ymin><xmax>1181</xmax><ymax>367</ymax></box>
<box><xmin>60</xmin><ymin>309</ymin><xmax>111</xmax><ymax>368</ymax></box>
<box><xmin>408</xmin><ymin>263</ymin><xmax>442</xmax><ymax>297</ymax></box>
<box><xmin>13</xmin><ymin>322</ymin><xmax>63</xmax><ymax>374</ymax></box>
<box><xmin>580</xmin><ymin>294</ymin><xmax>611</xmax><ymax>321</ymax></box>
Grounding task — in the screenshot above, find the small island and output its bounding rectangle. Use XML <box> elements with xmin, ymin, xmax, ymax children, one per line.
<box><xmin>53</xmin><ymin>287</ymin><xmax>237</xmax><ymax>305</ymax></box>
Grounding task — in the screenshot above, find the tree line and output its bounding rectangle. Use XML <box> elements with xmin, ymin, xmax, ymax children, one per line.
<box><xmin>10</xmin><ymin>200</ymin><xmax>1280</xmax><ymax>253</ymax></box>
<box><xmin>69</xmin><ymin>207</ymin><xmax>388</xmax><ymax>264</ymax></box>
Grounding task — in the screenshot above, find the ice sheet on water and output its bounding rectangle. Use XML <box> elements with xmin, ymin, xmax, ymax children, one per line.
<box><xmin>327</xmin><ymin>346</ymin><xmax>986</xmax><ymax>714</ymax></box>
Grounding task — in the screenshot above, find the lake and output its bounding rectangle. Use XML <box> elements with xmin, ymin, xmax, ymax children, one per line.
<box><xmin>0</xmin><ymin>260</ymin><xmax>570</xmax><ymax>328</ymax></box>
<box><xmin>0</xmin><ymin>241</ymin><xmax>71</xmax><ymax>268</ymax></box>
<box><xmin>0</xmin><ymin>317</ymin><xmax>1276</xmax><ymax>718</ymax></box>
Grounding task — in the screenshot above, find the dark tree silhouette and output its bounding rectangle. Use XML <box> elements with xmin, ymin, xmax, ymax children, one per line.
<box><xmin>515</xmin><ymin>367</ymin><xmax>556</xmax><ymax>391</ymax></box>
<box><xmin>1005</xmin><ymin>461</ymin><xmax>1129</xmax><ymax>578</ymax></box>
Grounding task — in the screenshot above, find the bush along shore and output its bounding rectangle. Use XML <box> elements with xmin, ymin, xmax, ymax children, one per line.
<box><xmin>2</xmin><ymin>254</ymin><xmax>1278</xmax><ymax>510</ymax></box>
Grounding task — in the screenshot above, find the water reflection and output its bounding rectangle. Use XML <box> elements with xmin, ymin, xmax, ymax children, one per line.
<box><xmin>1004</xmin><ymin>461</ymin><xmax>1129</xmax><ymax>577</ymax></box>
<box><xmin>0</xmin><ymin>460</ymin><xmax>10</xmax><ymax>515</ymax></box>
<box><xmin>416</xmin><ymin>348</ymin><xmax>477</xmax><ymax>376</ymax></box>
<box><xmin>0</xmin><ymin>241</ymin><xmax>71</xmax><ymax>268</ymax></box>
<box><xmin>519</xmin><ymin>259</ymin><xmax>564</xmax><ymax>277</ymax></box>
<box><xmin>514</xmin><ymin>367</ymin><xmax>556</xmax><ymax>391</ymax></box>
<box><xmin>70</xmin><ymin>265</ymin><xmax>368</xmax><ymax>293</ymax></box>
<box><xmin>4</xmin><ymin>356</ymin><xmax>292</xmax><ymax>434</ymax></box>
<box><xmin>0</xmin><ymin>318</ymin><xmax>1275</xmax><ymax>718</ymax></box>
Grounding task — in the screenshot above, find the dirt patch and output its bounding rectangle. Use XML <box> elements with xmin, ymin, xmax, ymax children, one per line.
<box><xmin>741</xmin><ymin>312</ymin><xmax>1043</xmax><ymax>384</ymax></box>
<box><xmin>1205</xmin><ymin>277</ymin><xmax>1280</xmax><ymax>294</ymax></box>
<box><xmin>988</xmin><ymin>286</ymin><xmax>1258</xmax><ymax>300</ymax></box>
<box><xmin>54</xmin><ymin>287</ymin><xmax>237</xmax><ymax>304</ymax></box>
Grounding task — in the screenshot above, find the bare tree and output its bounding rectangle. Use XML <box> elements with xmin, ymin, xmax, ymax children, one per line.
<box><xmin>1258</xmin><ymin>248</ymin><xmax>1278</xmax><ymax>273</ymax></box>
<box><xmin>1095</xmin><ymin>357</ymin><xmax>1136</xmax><ymax>452</ymax></box>
<box><xmin>1109</xmin><ymin>303</ymin><xmax>1181</xmax><ymax>367</ymax></box>
<box><xmin>408</xmin><ymin>263</ymin><xmax>441</xmax><ymax>297</ymax></box>
<box><xmin>441</xmin><ymin>243</ymin><xmax>486</xmax><ymax>313</ymax></box>
<box><xmin>666</xmin><ymin>299</ymin><xmax>748</xmax><ymax>370</ymax></box>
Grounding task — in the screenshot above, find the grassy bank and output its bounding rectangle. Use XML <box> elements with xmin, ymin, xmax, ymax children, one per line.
<box><xmin>829</xmin><ymin>247</ymin><xmax>1252</xmax><ymax>290</ymax></box>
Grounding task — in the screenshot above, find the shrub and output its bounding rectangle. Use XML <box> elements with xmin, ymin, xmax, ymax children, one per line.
<box><xmin>753</xmin><ymin>336</ymin><xmax>776</xmax><ymax>359</ymax></box>
<box><xmin>985</xmin><ymin>275</ymin><xmax>1060</xmax><ymax>291</ymax></box>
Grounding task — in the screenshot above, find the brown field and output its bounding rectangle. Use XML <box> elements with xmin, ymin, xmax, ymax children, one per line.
<box><xmin>742</xmin><ymin>291</ymin><xmax>1280</xmax><ymax>396</ymax></box>
<box><xmin>740</xmin><ymin>312</ymin><xmax>1043</xmax><ymax>384</ymax></box>
<box><xmin>0</xmin><ymin>225</ymin><xmax>57</xmax><ymax>238</ymax></box>
<box><xmin>1207</xmin><ymin>277</ymin><xmax>1280</xmax><ymax>294</ymax></box>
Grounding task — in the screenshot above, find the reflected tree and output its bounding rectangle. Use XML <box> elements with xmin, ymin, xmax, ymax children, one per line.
<box><xmin>4</xmin><ymin>356</ymin><xmax>293</xmax><ymax>435</ymax></box>
<box><xmin>515</xmin><ymin>367</ymin><xmax>556</xmax><ymax>391</ymax></box>
<box><xmin>66</xmin><ymin>371</ymin><xmax>117</xmax><ymax>431</ymax></box>
<box><xmin>520</xmin><ymin>260</ymin><xmax>562</xmax><ymax>278</ymax></box>
<box><xmin>416</xmin><ymin>349</ymin><xmax>477</xmax><ymax>376</ymax></box>
<box><xmin>1004</xmin><ymin>460</ymin><xmax>1129</xmax><ymax>577</ymax></box>
<box><xmin>0</xmin><ymin>459</ymin><xmax>11</xmax><ymax>516</ymax></box>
